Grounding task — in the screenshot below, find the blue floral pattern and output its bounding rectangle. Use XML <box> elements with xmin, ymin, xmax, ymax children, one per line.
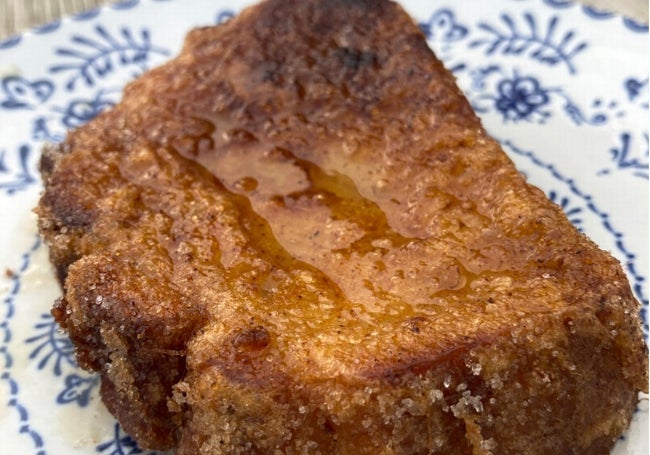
<box><xmin>469</xmin><ymin>13</ymin><xmax>587</xmax><ymax>74</ymax></box>
<box><xmin>97</xmin><ymin>423</ymin><xmax>157</xmax><ymax>455</ymax></box>
<box><xmin>57</xmin><ymin>374</ymin><xmax>100</xmax><ymax>407</ymax></box>
<box><xmin>426</xmin><ymin>4</ymin><xmax>648</xmax><ymax>182</ymax></box>
<box><xmin>599</xmin><ymin>132</ymin><xmax>649</xmax><ymax>179</ymax></box>
<box><xmin>56</xmin><ymin>89</ymin><xmax>118</xmax><ymax>128</ymax></box>
<box><xmin>0</xmin><ymin>144</ymin><xmax>37</xmax><ymax>195</ymax></box>
<box><xmin>420</xmin><ymin>9</ymin><xmax>468</xmax><ymax>43</ymax></box>
<box><xmin>547</xmin><ymin>190</ymin><xmax>583</xmax><ymax>229</ymax></box>
<box><xmin>0</xmin><ymin>1</ymin><xmax>647</xmax><ymax>454</ymax></box>
<box><xmin>466</xmin><ymin>66</ymin><xmax>626</xmax><ymax>127</ymax></box>
<box><xmin>26</xmin><ymin>314</ymin><xmax>76</xmax><ymax>376</ymax></box>
<box><xmin>24</xmin><ymin>312</ymin><xmax>101</xmax><ymax>407</ymax></box>
<box><xmin>0</xmin><ymin>22</ymin><xmax>168</xmax><ymax>196</ymax></box>
<box><xmin>31</xmin><ymin>88</ymin><xmax>122</xmax><ymax>143</ymax></box>
<box><xmin>50</xmin><ymin>25</ymin><xmax>169</xmax><ymax>90</ymax></box>
<box><xmin>1</xmin><ymin>9</ymin><xmax>173</xmax><ymax>454</ymax></box>
<box><xmin>494</xmin><ymin>73</ymin><xmax>551</xmax><ymax>121</ymax></box>
<box><xmin>1</xmin><ymin>237</ymin><xmax>46</xmax><ymax>454</ymax></box>
<box><xmin>624</xmin><ymin>77</ymin><xmax>649</xmax><ymax>109</ymax></box>
<box><xmin>1</xmin><ymin>77</ymin><xmax>54</xmax><ymax>109</ymax></box>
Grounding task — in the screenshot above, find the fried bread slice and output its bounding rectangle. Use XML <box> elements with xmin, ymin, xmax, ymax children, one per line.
<box><xmin>36</xmin><ymin>0</ymin><xmax>648</xmax><ymax>453</ymax></box>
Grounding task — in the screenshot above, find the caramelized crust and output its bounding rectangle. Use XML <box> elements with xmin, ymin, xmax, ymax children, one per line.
<box><xmin>36</xmin><ymin>0</ymin><xmax>647</xmax><ymax>453</ymax></box>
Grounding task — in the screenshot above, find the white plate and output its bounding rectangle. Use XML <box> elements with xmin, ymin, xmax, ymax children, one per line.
<box><xmin>0</xmin><ymin>0</ymin><xmax>647</xmax><ymax>453</ymax></box>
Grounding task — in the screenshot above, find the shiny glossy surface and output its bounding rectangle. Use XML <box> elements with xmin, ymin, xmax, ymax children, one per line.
<box><xmin>32</xmin><ymin>0</ymin><xmax>648</xmax><ymax>453</ymax></box>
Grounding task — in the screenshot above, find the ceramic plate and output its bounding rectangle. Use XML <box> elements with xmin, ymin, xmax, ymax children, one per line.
<box><xmin>0</xmin><ymin>0</ymin><xmax>647</xmax><ymax>453</ymax></box>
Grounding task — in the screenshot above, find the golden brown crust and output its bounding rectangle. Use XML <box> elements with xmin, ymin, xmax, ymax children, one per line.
<box><xmin>36</xmin><ymin>0</ymin><xmax>647</xmax><ymax>453</ymax></box>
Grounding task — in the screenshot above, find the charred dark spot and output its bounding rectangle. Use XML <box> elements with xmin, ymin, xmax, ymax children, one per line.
<box><xmin>322</xmin><ymin>416</ymin><xmax>337</xmax><ymax>434</ymax></box>
<box><xmin>232</xmin><ymin>325</ymin><xmax>271</xmax><ymax>350</ymax></box>
<box><xmin>405</xmin><ymin>316</ymin><xmax>427</xmax><ymax>334</ymax></box>
<box><xmin>334</xmin><ymin>47</ymin><xmax>378</xmax><ymax>72</ymax></box>
<box><xmin>261</xmin><ymin>61</ymin><xmax>283</xmax><ymax>84</ymax></box>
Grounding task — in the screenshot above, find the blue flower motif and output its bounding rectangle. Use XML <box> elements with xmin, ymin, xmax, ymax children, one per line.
<box><xmin>57</xmin><ymin>373</ymin><xmax>100</xmax><ymax>407</ymax></box>
<box><xmin>419</xmin><ymin>9</ymin><xmax>468</xmax><ymax>42</ymax></box>
<box><xmin>494</xmin><ymin>75</ymin><xmax>550</xmax><ymax>121</ymax></box>
<box><xmin>0</xmin><ymin>76</ymin><xmax>54</xmax><ymax>109</ymax></box>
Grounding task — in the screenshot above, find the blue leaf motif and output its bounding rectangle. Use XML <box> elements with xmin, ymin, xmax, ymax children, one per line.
<box><xmin>57</xmin><ymin>374</ymin><xmax>100</xmax><ymax>407</ymax></box>
<box><xmin>97</xmin><ymin>423</ymin><xmax>154</xmax><ymax>455</ymax></box>
<box><xmin>31</xmin><ymin>88</ymin><xmax>121</xmax><ymax>143</ymax></box>
<box><xmin>25</xmin><ymin>313</ymin><xmax>76</xmax><ymax>376</ymax></box>
<box><xmin>32</xmin><ymin>116</ymin><xmax>66</xmax><ymax>143</ymax></box>
<box><xmin>548</xmin><ymin>190</ymin><xmax>583</xmax><ymax>229</ymax></box>
<box><xmin>0</xmin><ymin>144</ymin><xmax>37</xmax><ymax>195</ymax></box>
<box><xmin>581</xmin><ymin>6</ymin><xmax>615</xmax><ymax>20</ymax></box>
<box><xmin>54</xmin><ymin>89</ymin><xmax>118</xmax><ymax>128</ymax></box>
<box><xmin>0</xmin><ymin>76</ymin><xmax>54</xmax><ymax>109</ymax></box>
<box><xmin>559</xmin><ymin>95</ymin><xmax>618</xmax><ymax>126</ymax></box>
<box><xmin>469</xmin><ymin>13</ymin><xmax>587</xmax><ymax>74</ymax></box>
<box><xmin>599</xmin><ymin>133</ymin><xmax>649</xmax><ymax>179</ymax></box>
<box><xmin>49</xmin><ymin>25</ymin><xmax>169</xmax><ymax>90</ymax></box>
<box><xmin>543</xmin><ymin>0</ymin><xmax>574</xmax><ymax>8</ymax></box>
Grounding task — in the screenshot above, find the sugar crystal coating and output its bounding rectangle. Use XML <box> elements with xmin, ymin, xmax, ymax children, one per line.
<box><xmin>36</xmin><ymin>0</ymin><xmax>647</xmax><ymax>453</ymax></box>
